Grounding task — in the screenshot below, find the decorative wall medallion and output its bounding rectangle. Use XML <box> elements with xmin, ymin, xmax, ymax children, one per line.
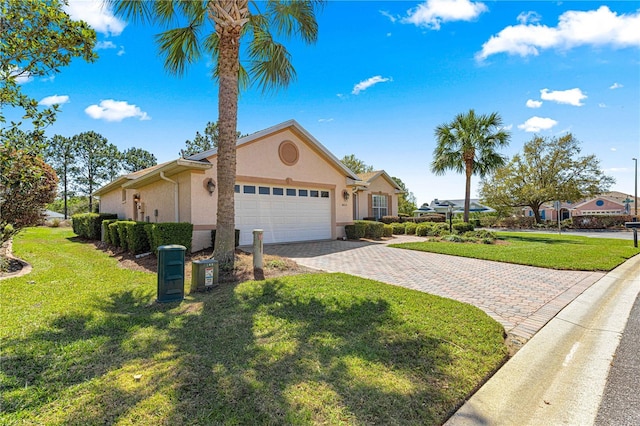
<box><xmin>279</xmin><ymin>140</ymin><xmax>299</xmax><ymax>166</ymax></box>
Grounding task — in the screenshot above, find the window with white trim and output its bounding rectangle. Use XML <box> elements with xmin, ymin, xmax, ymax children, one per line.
<box><xmin>372</xmin><ymin>194</ymin><xmax>388</xmax><ymax>219</ymax></box>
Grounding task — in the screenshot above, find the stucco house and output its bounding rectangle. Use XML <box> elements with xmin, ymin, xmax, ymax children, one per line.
<box><xmin>94</xmin><ymin>120</ymin><xmax>400</xmax><ymax>250</ymax></box>
<box><xmin>522</xmin><ymin>192</ymin><xmax>635</xmax><ymax>220</ymax></box>
<box><xmin>413</xmin><ymin>199</ymin><xmax>494</xmax><ymax>217</ymax></box>
<box><xmin>352</xmin><ymin>171</ymin><xmax>403</xmax><ymax>220</ymax></box>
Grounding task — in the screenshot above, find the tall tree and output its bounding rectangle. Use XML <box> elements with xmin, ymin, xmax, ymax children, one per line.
<box><xmin>479</xmin><ymin>134</ymin><xmax>615</xmax><ymax>223</ymax></box>
<box><xmin>45</xmin><ymin>135</ymin><xmax>77</xmax><ymax>219</ymax></box>
<box><xmin>392</xmin><ymin>176</ymin><xmax>417</xmax><ymax>216</ymax></box>
<box><xmin>431</xmin><ymin>109</ymin><xmax>510</xmax><ymax>222</ymax></box>
<box><xmin>72</xmin><ymin>131</ymin><xmax>116</xmax><ymax>212</ymax></box>
<box><xmin>112</xmin><ymin>0</ymin><xmax>323</xmax><ymax>265</ymax></box>
<box><xmin>0</xmin><ymin>127</ymin><xmax>45</xmax><ymax>156</ymax></box>
<box><xmin>180</xmin><ymin>121</ymin><xmax>244</xmax><ymax>157</ymax></box>
<box><xmin>341</xmin><ymin>154</ymin><xmax>374</xmax><ymax>174</ymax></box>
<box><xmin>122</xmin><ymin>147</ymin><xmax>157</xmax><ymax>173</ymax></box>
<box><xmin>0</xmin><ymin>145</ymin><xmax>58</xmax><ymax>235</ymax></box>
<box><xmin>0</xmin><ymin>0</ymin><xmax>96</xmax><ymax>136</ymax></box>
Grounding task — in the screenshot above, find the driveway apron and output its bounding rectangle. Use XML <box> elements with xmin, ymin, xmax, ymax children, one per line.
<box><xmin>263</xmin><ymin>236</ymin><xmax>605</xmax><ymax>341</ymax></box>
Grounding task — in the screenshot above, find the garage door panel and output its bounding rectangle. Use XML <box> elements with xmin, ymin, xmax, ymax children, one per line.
<box><xmin>235</xmin><ymin>184</ymin><xmax>331</xmax><ymax>245</ymax></box>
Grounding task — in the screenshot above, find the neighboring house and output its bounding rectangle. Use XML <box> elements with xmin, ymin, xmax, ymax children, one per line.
<box><xmin>414</xmin><ymin>199</ymin><xmax>494</xmax><ymax>217</ymax></box>
<box><xmin>352</xmin><ymin>171</ymin><xmax>402</xmax><ymax>220</ymax></box>
<box><xmin>94</xmin><ymin>120</ymin><xmax>399</xmax><ymax>250</ymax></box>
<box><xmin>522</xmin><ymin>192</ymin><xmax>635</xmax><ymax>220</ymax></box>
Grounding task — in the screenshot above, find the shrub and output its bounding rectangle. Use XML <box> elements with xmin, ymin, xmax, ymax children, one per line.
<box><xmin>357</xmin><ymin>220</ymin><xmax>384</xmax><ymax>239</ymax></box>
<box><xmin>443</xmin><ymin>234</ymin><xmax>465</xmax><ymax>243</ymax></box>
<box><xmin>102</xmin><ymin>219</ymin><xmax>118</xmax><ymax>244</ymax></box>
<box><xmin>211</xmin><ymin>229</ymin><xmax>240</xmax><ymax>248</ymax></box>
<box><xmin>383</xmin><ymin>224</ymin><xmax>393</xmax><ymax>237</ymax></box>
<box><xmin>354</xmin><ymin>221</ymin><xmax>367</xmax><ymax>238</ymax></box>
<box><xmin>404</xmin><ymin>222</ymin><xmax>417</xmax><ymax>235</ymax></box>
<box><xmin>380</xmin><ymin>216</ymin><xmax>400</xmax><ymax>224</ymax></box>
<box><xmin>108</xmin><ymin>222</ymin><xmax>120</xmax><ymax>247</ymax></box>
<box><xmin>125</xmin><ymin>222</ymin><xmax>151</xmax><ymax>254</ymax></box>
<box><xmin>344</xmin><ymin>225</ymin><xmax>358</xmax><ymax>240</ymax></box>
<box><xmin>420</xmin><ymin>214</ymin><xmax>446</xmax><ymax>223</ymax></box>
<box><xmin>391</xmin><ymin>222</ymin><xmax>405</xmax><ymax>234</ymax></box>
<box><xmin>470</xmin><ymin>219</ymin><xmax>482</xmax><ymax>228</ymax></box>
<box><xmin>72</xmin><ymin>213</ymin><xmax>118</xmax><ymax>239</ymax></box>
<box><xmin>415</xmin><ymin>223</ymin><xmax>432</xmax><ymax>237</ymax></box>
<box><xmin>146</xmin><ymin>222</ymin><xmax>193</xmax><ymax>254</ymax></box>
<box><xmin>116</xmin><ymin>221</ymin><xmax>134</xmax><ymax>251</ymax></box>
<box><xmin>453</xmin><ymin>222</ymin><xmax>475</xmax><ymax>234</ymax></box>
<box><xmin>496</xmin><ymin>216</ymin><xmax>536</xmax><ymax>229</ymax></box>
<box><xmin>480</xmin><ymin>216</ymin><xmax>499</xmax><ymax>228</ymax></box>
<box><xmin>572</xmin><ymin>215</ymin><xmax>634</xmax><ymax>229</ymax></box>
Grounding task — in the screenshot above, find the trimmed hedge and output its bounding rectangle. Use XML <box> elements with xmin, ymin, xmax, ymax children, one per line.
<box><xmin>211</xmin><ymin>229</ymin><xmax>240</xmax><ymax>248</ymax></box>
<box><xmin>383</xmin><ymin>224</ymin><xmax>393</xmax><ymax>237</ymax></box>
<box><xmin>145</xmin><ymin>222</ymin><xmax>193</xmax><ymax>254</ymax></box>
<box><xmin>391</xmin><ymin>222</ymin><xmax>405</xmax><ymax>234</ymax></box>
<box><xmin>125</xmin><ymin>221</ymin><xmax>151</xmax><ymax>254</ymax></box>
<box><xmin>572</xmin><ymin>215</ymin><xmax>635</xmax><ymax>229</ymax></box>
<box><xmin>102</xmin><ymin>219</ymin><xmax>118</xmax><ymax>244</ymax></box>
<box><xmin>404</xmin><ymin>222</ymin><xmax>417</xmax><ymax>235</ymax></box>
<box><xmin>357</xmin><ymin>220</ymin><xmax>384</xmax><ymax>239</ymax></box>
<box><xmin>380</xmin><ymin>216</ymin><xmax>400</xmax><ymax>224</ymax></box>
<box><xmin>345</xmin><ymin>221</ymin><xmax>367</xmax><ymax>240</ymax></box>
<box><xmin>116</xmin><ymin>221</ymin><xmax>133</xmax><ymax>251</ymax></box>
<box><xmin>453</xmin><ymin>222</ymin><xmax>475</xmax><ymax>234</ymax></box>
<box><xmin>108</xmin><ymin>222</ymin><xmax>121</xmax><ymax>247</ymax></box>
<box><xmin>72</xmin><ymin>213</ymin><xmax>118</xmax><ymax>240</ymax></box>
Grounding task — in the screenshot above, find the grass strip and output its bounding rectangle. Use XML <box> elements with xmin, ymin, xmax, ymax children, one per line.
<box><xmin>391</xmin><ymin>232</ymin><xmax>639</xmax><ymax>271</ymax></box>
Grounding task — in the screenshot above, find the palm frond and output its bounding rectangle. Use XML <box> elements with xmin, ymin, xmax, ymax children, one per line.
<box><xmin>266</xmin><ymin>0</ymin><xmax>320</xmax><ymax>43</ymax></box>
<box><xmin>155</xmin><ymin>25</ymin><xmax>202</xmax><ymax>76</ymax></box>
<box><xmin>248</xmin><ymin>26</ymin><xmax>296</xmax><ymax>92</ymax></box>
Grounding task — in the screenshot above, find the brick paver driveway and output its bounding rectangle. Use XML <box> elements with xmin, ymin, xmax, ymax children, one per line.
<box><xmin>263</xmin><ymin>235</ymin><xmax>605</xmax><ymax>341</ymax></box>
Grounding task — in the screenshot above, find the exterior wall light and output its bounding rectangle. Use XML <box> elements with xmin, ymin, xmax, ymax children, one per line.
<box><xmin>133</xmin><ymin>194</ymin><xmax>141</xmax><ymax>203</ymax></box>
<box><xmin>342</xmin><ymin>189</ymin><xmax>350</xmax><ymax>201</ymax></box>
<box><xmin>206</xmin><ymin>178</ymin><xmax>216</xmax><ymax>195</ymax></box>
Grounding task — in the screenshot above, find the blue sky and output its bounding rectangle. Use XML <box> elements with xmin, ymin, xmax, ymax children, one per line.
<box><xmin>12</xmin><ymin>0</ymin><xmax>640</xmax><ymax>205</ymax></box>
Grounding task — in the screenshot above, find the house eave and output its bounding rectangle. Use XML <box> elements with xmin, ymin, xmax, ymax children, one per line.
<box><xmin>122</xmin><ymin>159</ymin><xmax>212</xmax><ymax>189</ymax></box>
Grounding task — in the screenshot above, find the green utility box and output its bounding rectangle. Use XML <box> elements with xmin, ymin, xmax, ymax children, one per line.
<box><xmin>157</xmin><ymin>244</ymin><xmax>186</xmax><ymax>303</ymax></box>
<box><xmin>191</xmin><ymin>259</ymin><xmax>219</xmax><ymax>292</ymax></box>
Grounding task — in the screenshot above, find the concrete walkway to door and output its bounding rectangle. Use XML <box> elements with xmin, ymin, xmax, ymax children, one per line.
<box><xmin>263</xmin><ymin>235</ymin><xmax>605</xmax><ymax>343</ymax></box>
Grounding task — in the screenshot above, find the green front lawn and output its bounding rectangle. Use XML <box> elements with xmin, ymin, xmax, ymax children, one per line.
<box><xmin>391</xmin><ymin>231</ymin><xmax>639</xmax><ymax>271</ymax></box>
<box><xmin>1</xmin><ymin>227</ymin><xmax>507</xmax><ymax>425</ymax></box>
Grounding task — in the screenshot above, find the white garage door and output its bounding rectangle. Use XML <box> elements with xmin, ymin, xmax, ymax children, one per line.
<box><xmin>235</xmin><ymin>183</ymin><xmax>332</xmax><ymax>245</ymax></box>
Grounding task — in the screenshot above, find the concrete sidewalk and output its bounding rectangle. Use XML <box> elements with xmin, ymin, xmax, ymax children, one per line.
<box><xmin>445</xmin><ymin>254</ymin><xmax>640</xmax><ymax>426</ymax></box>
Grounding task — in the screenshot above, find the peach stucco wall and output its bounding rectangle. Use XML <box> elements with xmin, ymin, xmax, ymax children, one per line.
<box><xmin>574</xmin><ymin>198</ymin><xmax>624</xmax><ymax>215</ymax></box>
<box><xmin>354</xmin><ymin>176</ymin><xmax>398</xmax><ymax>220</ymax></box>
<box><xmin>99</xmin><ymin>126</ymin><xmax>357</xmax><ymax>252</ymax></box>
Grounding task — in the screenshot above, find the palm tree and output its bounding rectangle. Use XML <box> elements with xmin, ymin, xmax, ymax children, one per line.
<box><xmin>112</xmin><ymin>1</ymin><xmax>323</xmax><ymax>265</ymax></box>
<box><xmin>431</xmin><ymin>109</ymin><xmax>510</xmax><ymax>222</ymax></box>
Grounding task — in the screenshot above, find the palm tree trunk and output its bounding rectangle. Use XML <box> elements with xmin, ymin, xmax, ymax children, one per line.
<box><xmin>464</xmin><ymin>162</ymin><xmax>472</xmax><ymax>223</ymax></box>
<box><xmin>212</xmin><ymin>25</ymin><xmax>241</xmax><ymax>266</ymax></box>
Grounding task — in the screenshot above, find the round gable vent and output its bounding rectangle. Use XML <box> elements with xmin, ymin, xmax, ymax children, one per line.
<box><xmin>279</xmin><ymin>140</ymin><xmax>299</xmax><ymax>166</ymax></box>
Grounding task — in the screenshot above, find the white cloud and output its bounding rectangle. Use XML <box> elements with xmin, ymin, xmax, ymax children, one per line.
<box><xmin>611</xmin><ymin>147</ymin><xmax>617</xmax><ymax>151</ymax></box>
<box><xmin>64</xmin><ymin>0</ymin><xmax>126</xmax><ymax>36</ymax></box>
<box><xmin>540</xmin><ymin>88</ymin><xmax>586</xmax><ymax>106</ymax></box>
<box><xmin>42</xmin><ymin>75</ymin><xmax>56</xmax><ymax>83</ymax></box>
<box><xmin>380</xmin><ymin>10</ymin><xmax>397</xmax><ymax>23</ymax></box>
<box><xmin>85</xmin><ymin>99</ymin><xmax>150</xmax><ymax>122</ymax></box>
<box><xmin>39</xmin><ymin>95</ymin><xmax>70</xmax><ymax>106</ymax></box>
<box><xmin>95</xmin><ymin>41</ymin><xmax>117</xmax><ymax>50</ymax></box>
<box><xmin>6</xmin><ymin>67</ymin><xmax>33</xmax><ymax>84</ymax></box>
<box><xmin>402</xmin><ymin>0</ymin><xmax>488</xmax><ymax>30</ymax></box>
<box><xmin>318</xmin><ymin>118</ymin><xmax>334</xmax><ymax>123</ymax></box>
<box><xmin>526</xmin><ymin>99</ymin><xmax>542</xmax><ymax>108</ymax></box>
<box><xmin>517</xmin><ymin>116</ymin><xmax>558</xmax><ymax>132</ymax></box>
<box><xmin>599</xmin><ymin>103</ymin><xmax>608</xmax><ymax>108</ymax></box>
<box><xmin>352</xmin><ymin>76</ymin><xmax>392</xmax><ymax>95</ymax></box>
<box><xmin>477</xmin><ymin>6</ymin><xmax>640</xmax><ymax>61</ymax></box>
<box><xmin>517</xmin><ymin>11</ymin><xmax>541</xmax><ymax>25</ymax></box>
<box><xmin>610</xmin><ymin>82</ymin><xmax>623</xmax><ymax>89</ymax></box>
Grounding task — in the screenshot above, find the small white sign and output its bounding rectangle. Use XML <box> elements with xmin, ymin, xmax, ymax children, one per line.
<box><xmin>205</xmin><ymin>267</ymin><xmax>214</xmax><ymax>286</ymax></box>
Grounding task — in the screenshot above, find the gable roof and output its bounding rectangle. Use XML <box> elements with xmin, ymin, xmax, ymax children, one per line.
<box><xmin>187</xmin><ymin>119</ymin><xmax>360</xmax><ymax>182</ymax></box>
<box><xmin>572</xmin><ymin>195</ymin><xmax>626</xmax><ymax>209</ymax></box>
<box><xmin>356</xmin><ymin>170</ymin><xmax>403</xmax><ymax>192</ymax></box>
<box><xmin>93</xmin><ymin>159</ymin><xmax>212</xmax><ymax>195</ymax></box>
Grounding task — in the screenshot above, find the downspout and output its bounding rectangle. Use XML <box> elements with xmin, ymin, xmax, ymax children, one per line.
<box><xmin>160</xmin><ymin>171</ymin><xmax>179</xmax><ymax>222</ymax></box>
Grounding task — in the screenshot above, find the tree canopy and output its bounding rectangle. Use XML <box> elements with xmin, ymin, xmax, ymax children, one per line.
<box><xmin>0</xmin><ymin>145</ymin><xmax>58</xmax><ymax>232</ymax></box>
<box><xmin>392</xmin><ymin>176</ymin><xmax>417</xmax><ymax>216</ymax></box>
<box><xmin>180</xmin><ymin>121</ymin><xmax>245</xmax><ymax>158</ymax></box>
<box><xmin>341</xmin><ymin>154</ymin><xmax>374</xmax><ymax>175</ymax></box>
<box><xmin>479</xmin><ymin>134</ymin><xmax>615</xmax><ymax>223</ymax></box>
<box><xmin>431</xmin><ymin>109</ymin><xmax>510</xmax><ymax>222</ymax></box>
<box><xmin>0</xmin><ymin>0</ymin><xmax>96</xmax><ymax>135</ymax></box>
